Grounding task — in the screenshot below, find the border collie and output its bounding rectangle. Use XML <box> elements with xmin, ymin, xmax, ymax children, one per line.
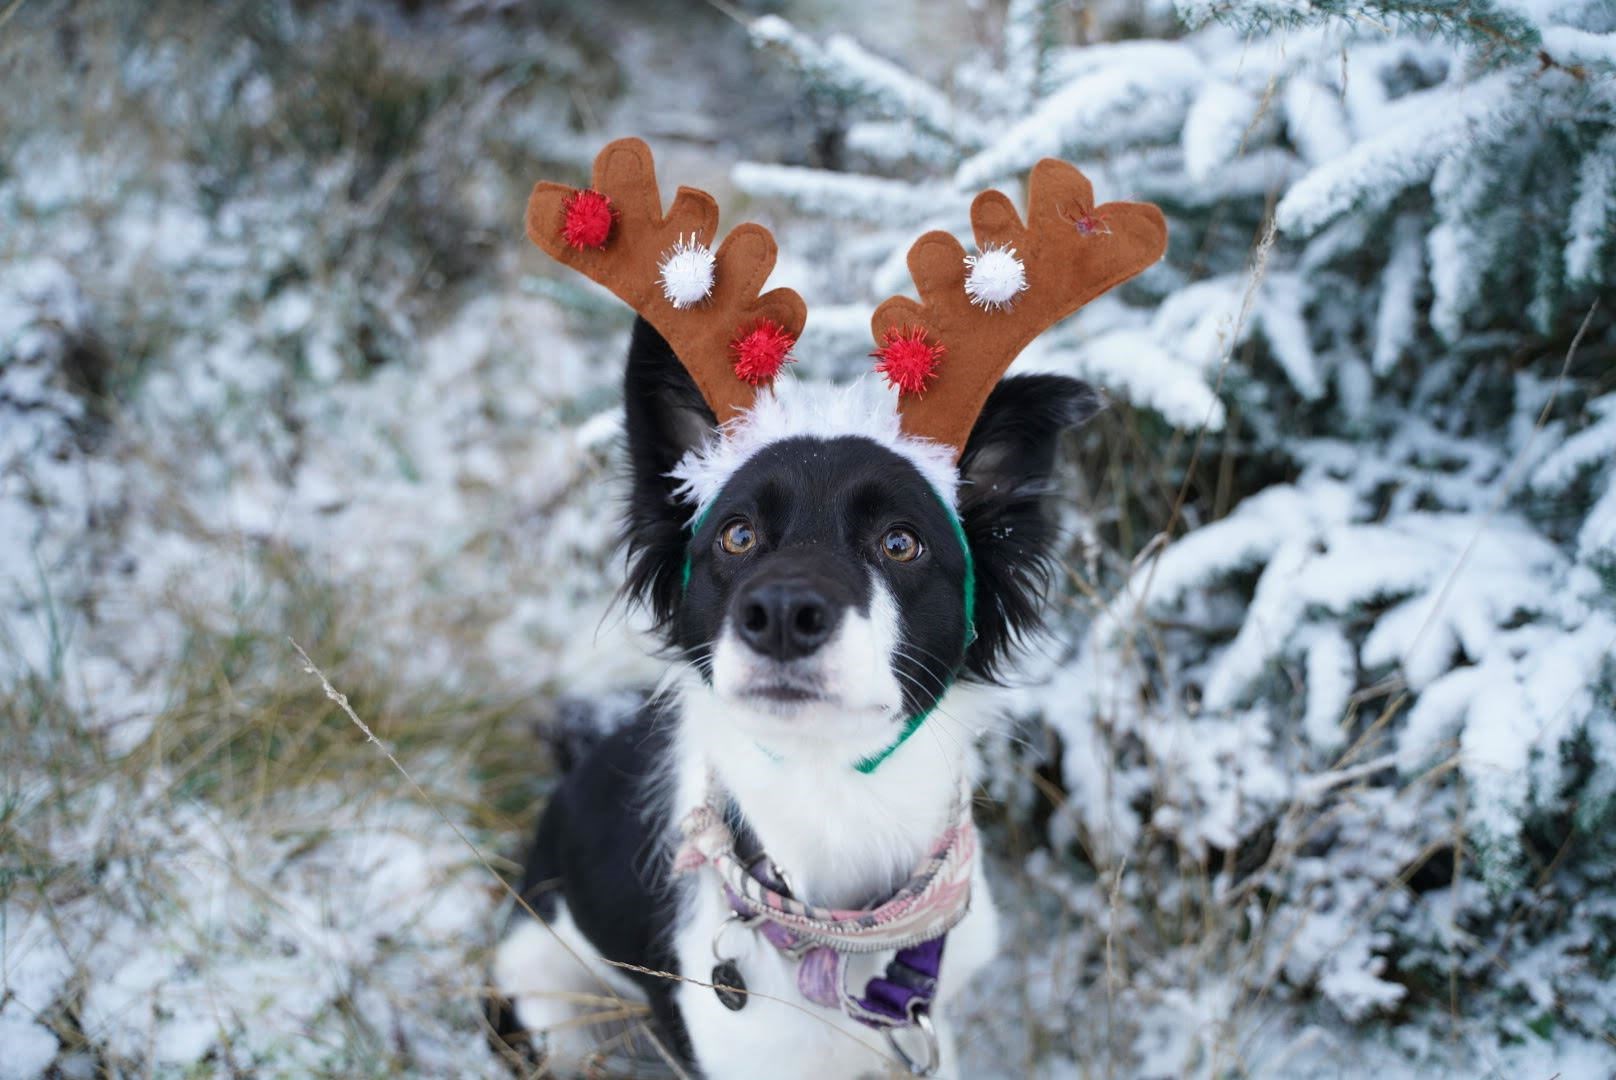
<box><xmin>487</xmin><ymin>317</ymin><xmax>1100</xmax><ymax>1077</ymax></box>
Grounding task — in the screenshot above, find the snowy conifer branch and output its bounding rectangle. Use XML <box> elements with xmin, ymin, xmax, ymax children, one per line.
<box><xmin>748</xmin><ymin>16</ymin><xmax>988</xmax><ymax>147</ymax></box>
<box><xmin>1275</xmin><ymin>71</ymin><xmax>1521</xmax><ymax>236</ymax></box>
<box><xmin>1175</xmin><ymin>0</ymin><xmax>1543</xmax><ymax>60</ymax></box>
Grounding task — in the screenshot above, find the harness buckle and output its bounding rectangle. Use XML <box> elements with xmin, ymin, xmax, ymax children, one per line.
<box><xmin>884</xmin><ymin>1009</ymin><xmax>940</xmax><ymax>1076</ymax></box>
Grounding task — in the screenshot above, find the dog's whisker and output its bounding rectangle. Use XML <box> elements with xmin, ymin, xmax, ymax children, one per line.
<box><xmin>888</xmin><ymin>647</ymin><xmax>950</xmax><ymax>693</ymax></box>
<box><xmin>892</xmin><ymin>638</ymin><xmax>963</xmax><ymax>672</ymax></box>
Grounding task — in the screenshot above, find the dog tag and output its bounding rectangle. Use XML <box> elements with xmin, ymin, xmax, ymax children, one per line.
<box><xmin>711</xmin><ymin>960</ymin><xmax>748</xmax><ymax>1011</ymax></box>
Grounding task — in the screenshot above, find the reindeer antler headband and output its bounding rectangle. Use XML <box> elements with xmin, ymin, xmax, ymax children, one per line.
<box><xmin>527</xmin><ymin>139</ymin><xmax>1166</xmax><ymax>495</ymax></box>
<box><xmin>526</xmin><ymin>138</ymin><xmax>807</xmax><ymax>425</ymax></box>
<box><xmin>871</xmin><ymin>159</ymin><xmax>1167</xmax><ymax>451</ymax></box>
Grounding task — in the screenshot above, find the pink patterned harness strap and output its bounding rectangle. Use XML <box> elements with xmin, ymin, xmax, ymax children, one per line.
<box><xmin>674</xmin><ymin>775</ymin><xmax>976</xmax><ymax>1044</ymax></box>
<box><xmin>674</xmin><ymin>779</ymin><xmax>977</xmax><ymax>954</ymax></box>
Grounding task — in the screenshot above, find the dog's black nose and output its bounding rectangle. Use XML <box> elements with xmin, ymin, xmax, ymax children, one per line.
<box><xmin>734</xmin><ymin>581</ymin><xmax>837</xmax><ymax>661</ymax></box>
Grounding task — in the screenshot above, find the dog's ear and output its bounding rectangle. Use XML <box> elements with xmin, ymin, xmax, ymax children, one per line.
<box><xmin>621</xmin><ymin>317</ymin><xmax>719</xmax><ymax>625</ymax></box>
<box><xmin>957</xmin><ymin>373</ymin><xmax>1102</xmax><ymax>681</ymax></box>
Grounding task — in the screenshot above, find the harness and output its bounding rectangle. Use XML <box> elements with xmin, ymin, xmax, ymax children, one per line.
<box><xmin>674</xmin><ymin>775</ymin><xmax>976</xmax><ymax>1075</ymax></box>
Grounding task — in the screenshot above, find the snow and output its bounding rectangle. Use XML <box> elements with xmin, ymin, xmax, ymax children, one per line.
<box><xmin>1002</xmin><ymin>0</ymin><xmax>1054</xmax><ymax>111</ymax></box>
<box><xmin>2</xmin><ymin>36</ymin><xmax>662</xmax><ymax>1074</ymax></box>
<box><xmin>0</xmin><ymin>1012</ymin><xmax>58</xmax><ymax>1080</ymax></box>
<box><xmin>792</xmin><ymin>302</ymin><xmax>880</xmax><ymax>376</ymax></box>
<box><xmin>1142</xmin><ymin>144</ymin><xmax>1307</xmax><ymax>206</ymax></box>
<box><xmin>52</xmin><ymin>793</ymin><xmax>495</xmax><ymax>1072</ymax></box>
<box><xmin>1281</xmin><ymin>76</ymin><xmax>1353</xmax><ymax>167</ymax></box>
<box><xmin>843</xmin><ymin>120</ymin><xmax>955</xmax><ymax>168</ymax></box>
<box><xmin>0</xmin><ymin>916</ymin><xmax>72</xmax><ymax>1062</ymax></box>
<box><xmin>1182</xmin><ymin>80</ymin><xmax>1261</xmax><ymax>182</ymax></box>
<box><xmin>1300</xmin><ymin>625</ymin><xmax>1354</xmax><ymax>752</ymax></box>
<box><xmin>1202</xmin><ymin>539</ymin><xmax>1315</xmax><ymax>710</ymax></box>
<box><xmin>1541</xmin><ymin>26</ymin><xmax>1616</xmax><ymax>68</ymax></box>
<box><xmin>1398</xmin><ymin>664</ymin><xmax>1482</xmax><ymax>772</ymax></box>
<box><xmin>1372</xmin><ymin>215</ymin><xmax>1424</xmax><ymax>375</ymax></box>
<box><xmin>1457</xmin><ymin>615</ymin><xmax>1616</xmax><ymax>884</ymax></box>
<box><xmin>1565</xmin><ymin>131</ymin><xmax>1616</xmax><ymax>286</ymax></box>
<box><xmin>1148</xmin><ymin>274</ymin><xmax>1251</xmax><ymax>372</ymax></box>
<box><xmin>1142</xmin><ymin>480</ymin><xmax>1355</xmax><ymax>608</ymax></box>
<box><xmin>1579</xmin><ymin>474</ymin><xmax>1616</xmax><ymax>566</ymax></box>
<box><xmin>1357</xmin><ymin>516</ymin><xmax>1568</xmax><ymax>689</ymax></box>
<box><xmin>1276</xmin><ymin>72</ymin><xmax>1521</xmax><ymax>236</ymax></box>
<box><xmin>1426</xmin><ymin>150</ymin><xmax>1492</xmax><ymax>345</ymax></box>
<box><xmin>1057</xmin><ymin>328</ymin><xmax>1227</xmax><ymax>430</ymax></box>
<box><xmin>955</xmin><ymin>44</ymin><xmax>1203</xmax><ymax>187</ymax></box>
<box><xmin>1530</xmin><ymin>394</ymin><xmax>1616</xmax><ymax>492</ymax></box>
<box><xmin>749</xmin><ymin>15</ymin><xmax>987</xmax><ymax>146</ymax></box>
<box><xmin>732</xmin><ymin>162</ymin><xmax>955</xmax><ymax>225</ymax></box>
<box><xmin>1317</xmin><ymin>931</ymin><xmax>1407</xmax><ymax>1022</ymax></box>
<box><xmin>1256</xmin><ymin>272</ymin><xmax>1325</xmax><ymax>399</ymax></box>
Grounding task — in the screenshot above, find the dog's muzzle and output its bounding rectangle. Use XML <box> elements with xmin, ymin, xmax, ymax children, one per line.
<box><xmin>728</xmin><ymin>548</ymin><xmax>857</xmax><ymax>664</ymax></box>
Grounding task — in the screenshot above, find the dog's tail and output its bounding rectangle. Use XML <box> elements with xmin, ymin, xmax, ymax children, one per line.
<box><xmin>537</xmin><ymin>691</ymin><xmax>649</xmax><ymax>774</ymax></box>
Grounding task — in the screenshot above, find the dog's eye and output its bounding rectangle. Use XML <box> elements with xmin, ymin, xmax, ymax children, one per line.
<box><xmin>719</xmin><ymin>518</ymin><xmax>757</xmax><ymax>555</ymax></box>
<box><xmin>880</xmin><ymin>527</ymin><xmax>922</xmax><ymax>563</ymax></box>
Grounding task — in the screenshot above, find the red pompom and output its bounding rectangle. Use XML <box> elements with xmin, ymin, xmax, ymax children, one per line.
<box><xmin>561</xmin><ymin>189</ymin><xmax>615</xmax><ymax>250</ymax></box>
<box><xmin>730</xmin><ymin>319</ymin><xmax>796</xmax><ymax>385</ymax></box>
<box><xmin>873</xmin><ymin>326</ymin><xmax>945</xmax><ymax>396</ymax></box>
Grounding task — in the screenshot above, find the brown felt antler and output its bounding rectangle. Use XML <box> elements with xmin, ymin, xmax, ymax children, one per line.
<box><xmin>526</xmin><ymin>138</ymin><xmax>807</xmax><ymax>424</ymax></box>
<box><xmin>870</xmin><ymin>158</ymin><xmax>1168</xmax><ymax>454</ymax></box>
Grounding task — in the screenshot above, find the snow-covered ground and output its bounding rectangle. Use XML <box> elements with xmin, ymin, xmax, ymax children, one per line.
<box><xmin>0</xmin><ymin>6</ymin><xmax>666</xmax><ymax>1074</ymax></box>
<box><xmin>3</xmin><ymin>2</ymin><xmax>1613</xmax><ymax>1077</ymax></box>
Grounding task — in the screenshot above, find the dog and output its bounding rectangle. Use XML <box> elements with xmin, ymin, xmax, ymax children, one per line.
<box><xmin>489</xmin><ymin>317</ymin><xmax>1100</xmax><ymax>1078</ymax></box>
<box><xmin>487</xmin><ymin>139</ymin><xmax>1164</xmax><ymax>1078</ymax></box>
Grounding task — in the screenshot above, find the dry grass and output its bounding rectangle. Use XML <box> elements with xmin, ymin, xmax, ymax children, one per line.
<box><xmin>0</xmin><ymin>542</ymin><xmax>556</xmax><ymax>1075</ymax></box>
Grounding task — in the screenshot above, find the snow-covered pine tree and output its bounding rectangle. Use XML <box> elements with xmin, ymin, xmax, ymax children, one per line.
<box><xmin>736</xmin><ymin>0</ymin><xmax>1616</xmax><ymax>1070</ymax></box>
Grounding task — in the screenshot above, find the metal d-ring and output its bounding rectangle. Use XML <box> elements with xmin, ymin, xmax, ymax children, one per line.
<box><xmin>743</xmin><ymin>851</ymin><xmax>798</xmax><ymax>899</ymax></box>
<box><xmin>711</xmin><ymin>911</ymin><xmax>767</xmax><ymax>962</ymax></box>
<box><xmin>885</xmin><ymin>1010</ymin><xmax>940</xmax><ymax>1076</ymax></box>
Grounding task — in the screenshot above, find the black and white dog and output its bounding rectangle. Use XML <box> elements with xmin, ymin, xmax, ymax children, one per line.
<box><xmin>490</xmin><ymin>317</ymin><xmax>1099</xmax><ymax>1077</ymax></box>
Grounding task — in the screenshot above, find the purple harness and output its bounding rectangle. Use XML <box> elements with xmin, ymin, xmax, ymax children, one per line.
<box><xmin>721</xmin><ymin>874</ymin><xmax>948</xmax><ymax>1027</ymax></box>
<box><xmin>675</xmin><ymin>781</ymin><xmax>976</xmax><ymax>1075</ymax></box>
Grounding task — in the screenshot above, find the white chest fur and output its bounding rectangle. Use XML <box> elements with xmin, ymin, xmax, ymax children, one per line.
<box><xmin>666</xmin><ymin>683</ymin><xmax>1001</xmax><ymax>1079</ymax></box>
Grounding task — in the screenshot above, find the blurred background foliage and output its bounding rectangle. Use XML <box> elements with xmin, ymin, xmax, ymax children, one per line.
<box><xmin>2</xmin><ymin>0</ymin><xmax>1614</xmax><ymax>1076</ymax></box>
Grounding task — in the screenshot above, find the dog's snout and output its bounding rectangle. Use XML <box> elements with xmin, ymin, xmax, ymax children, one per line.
<box><xmin>734</xmin><ymin>580</ymin><xmax>838</xmax><ymax>661</ymax></box>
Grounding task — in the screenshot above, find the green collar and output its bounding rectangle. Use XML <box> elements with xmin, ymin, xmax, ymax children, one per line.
<box><xmin>852</xmin><ymin>504</ymin><xmax>974</xmax><ymax>773</ymax></box>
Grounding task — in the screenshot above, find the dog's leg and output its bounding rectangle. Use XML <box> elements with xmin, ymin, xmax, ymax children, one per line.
<box><xmin>491</xmin><ymin>902</ymin><xmax>647</xmax><ymax>1072</ymax></box>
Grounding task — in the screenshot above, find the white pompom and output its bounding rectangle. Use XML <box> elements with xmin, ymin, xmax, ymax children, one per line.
<box><xmin>963</xmin><ymin>244</ymin><xmax>1027</xmax><ymax>311</ymax></box>
<box><xmin>659</xmin><ymin>235</ymin><xmax>716</xmax><ymax>309</ymax></box>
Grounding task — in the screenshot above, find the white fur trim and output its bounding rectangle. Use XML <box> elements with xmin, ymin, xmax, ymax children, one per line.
<box><xmin>670</xmin><ymin>376</ymin><xmax>960</xmax><ymax>521</ymax></box>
